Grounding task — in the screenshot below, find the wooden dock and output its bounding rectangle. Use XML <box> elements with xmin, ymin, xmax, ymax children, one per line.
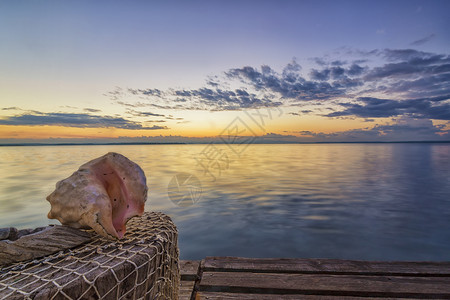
<box><xmin>180</xmin><ymin>257</ymin><xmax>450</xmax><ymax>299</ymax></box>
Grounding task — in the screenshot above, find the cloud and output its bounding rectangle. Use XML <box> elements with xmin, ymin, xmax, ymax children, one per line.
<box><xmin>165</xmin><ymin>115</ymin><xmax>184</xmax><ymax>120</ymax></box>
<box><xmin>83</xmin><ymin>108</ymin><xmax>101</xmax><ymax>113</ymax></box>
<box><xmin>363</xmin><ymin>56</ymin><xmax>450</xmax><ymax>94</ymax></box>
<box><xmin>380</xmin><ymin>49</ymin><xmax>426</xmax><ymax>61</ymax></box>
<box><xmin>126</xmin><ymin>109</ymin><xmax>165</xmax><ymax>117</ymax></box>
<box><xmin>326</xmin><ymin>95</ymin><xmax>450</xmax><ymax>120</ymax></box>
<box><xmin>109</xmin><ymin>48</ymin><xmax>450</xmax><ymax>127</ymax></box>
<box><xmin>347</xmin><ymin>63</ymin><xmax>366</xmax><ymax>76</ymax></box>
<box><xmin>2</xmin><ymin>107</ymin><xmax>21</xmax><ymax>111</ymax></box>
<box><xmin>310</xmin><ymin>68</ymin><xmax>330</xmax><ymax>81</ymax></box>
<box><xmin>312</xmin><ymin>57</ymin><xmax>327</xmax><ymax>66</ymax></box>
<box><xmin>175</xmin><ymin>87</ymin><xmax>278</xmax><ymax>110</ymax></box>
<box><xmin>225</xmin><ymin>62</ymin><xmax>355</xmax><ymax>101</ymax></box>
<box><xmin>410</xmin><ymin>34</ymin><xmax>436</xmax><ymax>46</ymax></box>
<box><xmin>255</xmin><ymin>132</ymin><xmax>299</xmax><ymax>143</ymax></box>
<box><xmin>310</xmin><ymin>64</ymin><xmax>365</xmax><ymax>83</ymax></box>
<box><xmin>360</xmin><ymin>49</ymin><xmax>450</xmax><ymax>103</ymax></box>
<box><xmin>364</xmin><ymin>50</ymin><xmax>450</xmax><ymax>86</ymax></box>
<box><xmin>241</xmin><ymin>117</ymin><xmax>448</xmax><ymax>142</ymax></box>
<box><xmin>288</xmin><ymin>110</ymin><xmax>312</xmax><ymax>116</ymax></box>
<box><xmin>109</xmin><ymin>57</ymin><xmax>366</xmax><ymax>111</ymax></box>
<box><xmin>110</xmin><ymin>85</ymin><xmax>280</xmax><ymax>111</ymax></box>
<box><xmin>0</xmin><ymin>112</ymin><xmax>169</xmax><ymax>130</ymax></box>
<box><xmin>290</xmin><ymin>117</ymin><xmax>448</xmax><ymax>142</ymax></box>
<box><xmin>128</xmin><ymin>88</ymin><xmax>164</xmax><ymax>97</ymax></box>
<box><xmin>338</xmin><ymin>117</ymin><xmax>448</xmax><ymax>141</ymax></box>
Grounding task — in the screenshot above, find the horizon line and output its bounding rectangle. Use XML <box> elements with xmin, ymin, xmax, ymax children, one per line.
<box><xmin>1</xmin><ymin>141</ymin><xmax>449</xmax><ymax>147</ymax></box>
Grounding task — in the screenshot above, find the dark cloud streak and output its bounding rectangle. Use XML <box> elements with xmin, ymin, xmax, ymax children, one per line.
<box><xmin>83</xmin><ymin>108</ymin><xmax>101</xmax><ymax>113</ymax></box>
<box><xmin>410</xmin><ymin>34</ymin><xmax>436</xmax><ymax>46</ymax></box>
<box><xmin>326</xmin><ymin>96</ymin><xmax>450</xmax><ymax>120</ymax></box>
<box><xmin>0</xmin><ymin>112</ymin><xmax>169</xmax><ymax>130</ymax></box>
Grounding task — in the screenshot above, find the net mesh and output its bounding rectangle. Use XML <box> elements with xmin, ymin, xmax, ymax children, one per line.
<box><xmin>0</xmin><ymin>211</ymin><xmax>179</xmax><ymax>300</ymax></box>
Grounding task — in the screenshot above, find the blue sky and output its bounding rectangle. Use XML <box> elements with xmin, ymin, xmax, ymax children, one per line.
<box><xmin>0</xmin><ymin>0</ymin><xmax>449</xmax><ymax>142</ymax></box>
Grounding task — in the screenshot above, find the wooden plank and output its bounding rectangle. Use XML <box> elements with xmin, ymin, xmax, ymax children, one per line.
<box><xmin>204</xmin><ymin>257</ymin><xmax>450</xmax><ymax>276</ymax></box>
<box><xmin>179</xmin><ymin>280</ymin><xmax>195</xmax><ymax>300</ymax></box>
<box><xmin>199</xmin><ymin>272</ymin><xmax>450</xmax><ymax>298</ymax></box>
<box><xmin>179</xmin><ymin>260</ymin><xmax>201</xmax><ymax>300</ymax></box>
<box><xmin>197</xmin><ymin>292</ymin><xmax>418</xmax><ymax>299</ymax></box>
<box><xmin>181</xmin><ymin>260</ymin><xmax>201</xmax><ymax>280</ymax></box>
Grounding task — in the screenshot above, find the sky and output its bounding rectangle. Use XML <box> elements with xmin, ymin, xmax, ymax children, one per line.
<box><xmin>0</xmin><ymin>0</ymin><xmax>449</xmax><ymax>143</ymax></box>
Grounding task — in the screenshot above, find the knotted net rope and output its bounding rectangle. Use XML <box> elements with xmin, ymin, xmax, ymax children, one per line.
<box><xmin>0</xmin><ymin>211</ymin><xmax>179</xmax><ymax>300</ymax></box>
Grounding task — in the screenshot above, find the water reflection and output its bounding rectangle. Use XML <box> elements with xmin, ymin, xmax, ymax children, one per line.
<box><xmin>0</xmin><ymin>144</ymin><xmax>449</xmax><ymax>261</ymax></box>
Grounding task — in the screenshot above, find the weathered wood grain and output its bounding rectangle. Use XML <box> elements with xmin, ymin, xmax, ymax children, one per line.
<box><xmin>0</xmin><ymin>225</ymin><xmax>92</xmax><ymax>267</ymax></box>
<box><xmin>199</xmin><ymin>271</ymin><xmax>450</xmax><ymax>298</ymax></box>
<box><xmin>179</xmin><ymin>257</ymin><xmax>450</xmax><ymax>299</ymax></box>
<box><xmin>181</xmin><ymin>260</ymin><xmax>201</xmax><ymax>280</ymax></box>
<box><xmin>180</xmin><ymin>280</ymin><xmax>196</xmax><ymax>300</ymax></box>
<box><xmin>180</xmin><ymin>260</ymin><xmax>201</xmax><ymax>300</ymax></box>
<box><xmin>204</xmin><ymin>256</ymin><xmax>450</xmax><ymax>276</ymax></box>
<box><xmin>196</xmin><ymin>292</ymin><xmax>419</xmax><ymax>299</ymax></box>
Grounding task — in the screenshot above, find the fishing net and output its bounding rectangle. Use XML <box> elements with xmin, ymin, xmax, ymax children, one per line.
<box><xmin>0</xmin><ymin>211</ymin><xmax>179</xmax><ymax>300</ymax></box>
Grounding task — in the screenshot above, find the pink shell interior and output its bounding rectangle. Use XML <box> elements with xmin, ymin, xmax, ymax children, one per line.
<box><xmin>92</xmin><ymin>159</ymin><xmax>145</xmax><ymax>239</ymax></box>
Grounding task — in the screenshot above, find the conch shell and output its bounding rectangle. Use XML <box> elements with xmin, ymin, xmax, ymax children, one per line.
<box><xmin>47</xmin><ymin>152</ymin><xmax>147</xmax><ymax>239</ymax></box>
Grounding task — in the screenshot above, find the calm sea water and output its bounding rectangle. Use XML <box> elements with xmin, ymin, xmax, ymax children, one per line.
<box><xmin>0</xmin><ymin>143</ymin><xmax>449</xmax><ymax>261</ymax></box>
